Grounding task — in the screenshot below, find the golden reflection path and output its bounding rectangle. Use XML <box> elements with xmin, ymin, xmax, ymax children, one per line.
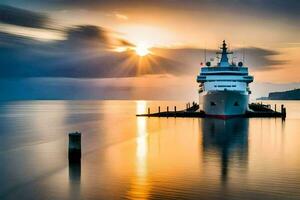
<box><xmin>127</xmin><ymin>101</ymin><xmax>150</xmax><ymax>199</ymax></box>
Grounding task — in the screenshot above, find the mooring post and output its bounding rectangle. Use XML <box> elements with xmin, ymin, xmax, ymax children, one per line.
<box><xmin>69</xmin><ymin>132</ymin><xmax>81</xmax><ymax>162</ymax></box>
<box><xmin>158</xmin><ymin>106</ymin><xmax>160</xmax><ymax>113</ymax></box>
<box><xmin>174</xmin><ymin>106</ymin><xmax>176</xmax><ymax>117</ymax></box>
<box><xmin>282</xmin><ymin>106</ymin><xmax>286</xmax><ymax>120</ymax></box>
<box><xmin>167</xmin><ymin>106</ymin><xmax>169</xmax><ymax>113</ymax></box>
<box><xmin>275</xmin><ymin>104</ymin><xmax>277</xmax><ymax>112</ymax></box>
<box><xmin>148</xmin><ymin>108</ymin><xmax>150</xmax><ymax>115</ymax></box>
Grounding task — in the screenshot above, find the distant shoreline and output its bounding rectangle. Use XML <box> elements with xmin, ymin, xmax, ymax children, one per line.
<box><xmin>257</xmin><ymin>88</ymin><xmax>300</xmax><ymax>100</ymax></box>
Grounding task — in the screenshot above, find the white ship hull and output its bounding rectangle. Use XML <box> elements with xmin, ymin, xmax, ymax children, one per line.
<box><xmin>199</xmin><ymin>90</ymin><xmax>249</xmax><ymax>118</ymax></box>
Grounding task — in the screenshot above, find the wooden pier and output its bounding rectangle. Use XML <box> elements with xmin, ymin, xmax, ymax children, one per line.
<box><xmin>136</xmin><ymin>102</ymin><xmax>286</xmax><ymax>119</ymax></box>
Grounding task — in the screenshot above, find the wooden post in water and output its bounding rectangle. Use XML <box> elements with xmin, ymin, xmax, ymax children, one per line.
<box><xmin>275</xmin><ymin>104</ymin><xmax>277</xmax><ymax>112</ymax></box>
<box><xmin>69</xmin><ymin>132</ymin><xmax>81</xmax><ymax>162</ymax></box>
<box><xmin>174</xmin><ymin>106</ymin><xmax>177</xmax><ymax>116</ymax></box>
<box><xmin>167</xmin><ymin>106</ymin><xmax>169</xmax><ymax>113</ymax></box>
<box><xmin>158</xmin><ymin>106</ymin><xmax>160</xmax><ymax>113</ymax></box>
<box><xmin>281</xmin><ymin>105</ymin><xmax>286</xmax><ymax>120</ymax></box>
<box><xmin>148</xmin><ymin>108</ymin><xmax>150</xmax><ymax>115</ymax></box>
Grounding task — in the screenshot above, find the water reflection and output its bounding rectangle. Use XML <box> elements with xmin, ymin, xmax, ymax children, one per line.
<box><xmin>127</xmin><ymin>101</ymin><xmax>150</xmax><ymax>199</ymax></box>
<box><xmin>136</xmin><ymin>101</ymin><xmax>148</xmax><ymax>172</ymax></box>
<box><xmin>68</xmin><ymin>161</ymin><xmax>81</xmax><ymax>199</ymax></box>
<box><xmin>69</xmin><ymin>161</ymin><xmax>81</xmax><ymax>182</ymax></box>
<box><xmin>201</xmin><ymin>118</ymin><xmax>249</xmax><ymax>183</ymax></box>
<box><xmin>1</xmin><ymin>101</ymin><xmax>300</xmax><ymax>199</ymax></box>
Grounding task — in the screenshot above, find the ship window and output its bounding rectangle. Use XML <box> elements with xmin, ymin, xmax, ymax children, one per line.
<box><xmin>210</xmin><ymin>102</ymin><xmax>216</xmax><ymax>106</ymax></box>
<box><xmin>234</xmin><ymin>101</ymin><xmax>239</xmax><ymax>106</ymax></box>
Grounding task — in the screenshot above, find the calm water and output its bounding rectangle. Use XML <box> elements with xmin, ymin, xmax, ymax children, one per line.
<box><xmin>0</xmin><ymin>100</ymin><xmax>299</xmax><ymax>200</ymax></box>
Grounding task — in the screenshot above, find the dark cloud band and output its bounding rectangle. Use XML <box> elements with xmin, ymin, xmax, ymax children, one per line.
<box><xmin>0</xmin><ymin>27</ymin><xmax>287</xmax><ymax>79</ymax></box>
<box><xmin>0</xmin><ymin>5</ymin><xmax>50</xmax><ymax>28</ymax></box>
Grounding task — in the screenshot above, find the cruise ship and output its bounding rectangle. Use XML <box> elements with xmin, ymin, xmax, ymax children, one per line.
<box><xmin>197</xmin><ymin>40</ymin><xmax>254</xmax><ymax>118</ymax></box>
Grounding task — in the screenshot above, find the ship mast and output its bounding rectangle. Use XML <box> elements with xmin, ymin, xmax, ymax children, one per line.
<box><xmin>217</xmin><ymin>40</ymin><xmax>233</xmax><ymax>67</ymax></box>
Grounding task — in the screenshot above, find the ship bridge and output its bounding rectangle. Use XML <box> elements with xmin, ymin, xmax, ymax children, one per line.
<box><xmin>196</xmin><ymin>40</ymin><xmax>253</xmax><ymax>93</ymax></box>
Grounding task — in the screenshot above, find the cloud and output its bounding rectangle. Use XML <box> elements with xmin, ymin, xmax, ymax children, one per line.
<box><xmin>3</xmin><ymin>0</ymin><xmax>299</xmax><ymax>21</ymax></box>
<box><xmin>0</xmin><ymin>27</ymin><xmax>287</xmax><ymax>79</ymax></box>
<box><xmin>0</xmin><ymin>26</ymin><xmax>185</xmax><ymax>78</ymax></box>
<box><xmin>65</xmin><ymin>25</ymin><xmax>109</xmax><ymax>44</ymax></box>
<box><xmin>153</xmin><ymin>46</ymin><xmax>288</xmax><ymax>73</ymax></box>
<box><xmin>0</xmin><ymin>4</ymin><xmax>50</xmax><ymax>29</ymax></box>
<box><xmin>238</xmin><ymin>47</ymin><xmax>288</xmax><ymax>71</ymax></box>
<box><xmin>114</xmin><ymin>13</ymin><xmax>128</xmax><ymax>21</ymax></box>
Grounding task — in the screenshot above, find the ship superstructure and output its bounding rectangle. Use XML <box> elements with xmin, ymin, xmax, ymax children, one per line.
<box><xmin>197</xmin><ymin>40</ymin><xmax>253</xmax><ymax>118</ymax></box>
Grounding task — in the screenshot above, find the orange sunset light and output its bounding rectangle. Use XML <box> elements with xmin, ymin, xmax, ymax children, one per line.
<box><xmin>135</xmin><ymin>44</ymin><xmax>150</xmax><ymax>57</ymax></box>
<box><xmin>114</xmin><ymin>42</ymin><xmax>151</xmax><ymax>57</ymax></box>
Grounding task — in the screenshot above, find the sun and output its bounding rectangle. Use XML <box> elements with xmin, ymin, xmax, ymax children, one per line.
<box><xmin>135</xmin><ymin>43</ymin><xmax>150</xmax><ymax>57</ymax></box>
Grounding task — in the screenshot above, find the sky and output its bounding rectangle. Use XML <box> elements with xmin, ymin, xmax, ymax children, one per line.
<box><xmin>0</xmin><ymin>0</ymin><xmax>299</xmax><ymax>100</ymax></box>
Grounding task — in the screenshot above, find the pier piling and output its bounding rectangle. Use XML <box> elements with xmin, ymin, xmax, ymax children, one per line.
<box><xmin>69</xmin><ymin>132</ymin><xmax>81</xmax><ymax>162</ymax></box>
<box><xmin>136</xmin><ymin>102</ymin><xmax>286</xmax><ymax>119</ymax></box>
<box><xmin>283</xmin><ymin>108</ymin><xmax>286</xmax><ymax>119</ymax></box>
<box><xmin>281</xmin><ymin>105</ymin><xmax>286</xmax><ymax>120</ymax></box>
